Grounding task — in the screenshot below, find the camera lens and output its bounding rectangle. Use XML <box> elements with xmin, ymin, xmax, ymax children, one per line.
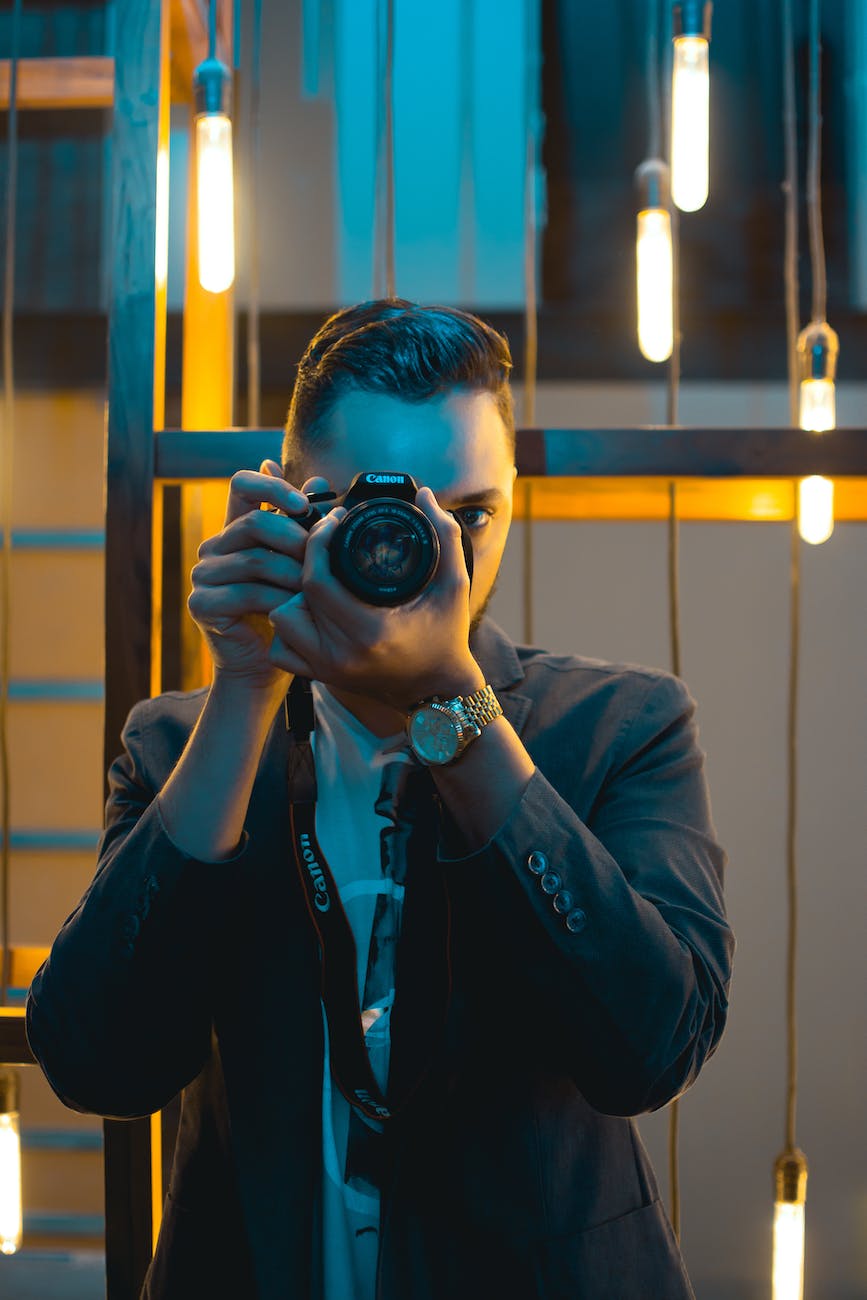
<box><xmin>330</xmin><ymin>499</ymin><xmax>439</xmax><ymax>605</ymax></box>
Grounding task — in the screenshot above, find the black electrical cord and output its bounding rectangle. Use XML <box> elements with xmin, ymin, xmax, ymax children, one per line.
<box><xmin>0</xmin><ymin>0</ymin><xmax>23</xmax><ymax>1010</ymax></box>
<box><xmin>806</xmin><ymin>0</ymin><xmax>826</xmax><ymax>323</ymax></box>
<box><xmin>782</xmin><ymin>0</ymin><xmax>806</xmax><ymax>1166</ymax></box>
<box><xmin>646</xmin><ymin>0</ymin><xmax>662</xmax><ymax>160</ymax></box>
<box><xmin>209</xmin><ymin>0</ymin><xmax>217</xmax><ymax>62</ymax></box>
<box><xmin>521</xmin><ymin>0</ymin><xmax>541</xmax><ymax>647</ymax></box>
<box><xmin>782</xmin><ymin>0</ymin><xmax>800</xmax><ymax>425</ymax></box>
<box><xmin>661</xmin><ymin>0</ymin><xmax>683</xmax><ymax>1245</ymax></box>
<box><xmin>374</xmin><ymin>0</ymin><xmax>396</xmax><ymax>300</ymax></box>
<box><xmin>246</xmin><ymin>0</ymin><xmax>263</xmax><ymax>428</ymax></box>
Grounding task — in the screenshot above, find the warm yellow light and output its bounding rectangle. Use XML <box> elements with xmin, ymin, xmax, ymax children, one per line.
<box><xmin>773</xmin><ymin>1200</ymin><xmax>805</xmax><ymax>1300</ymax></box>
<box><xmin>671</xmin><ymin>36</ymin><xmax>709</xmax><ymax>212</ymax></box>
<box><xmin>0</xmin><ymin>1111</ymin><xmax>22</xmax><ymax>1255</ymax></box>
<box><xmin>155</xmin><ymin>144</ymin><xmax>170</xmax><ymax>291</ymax></box>
<box><xmin>798</xmin><ymin>475</ymin><xmax>834</xmax><ymax>544</ymax></box>
<box><xmin>799</xmin><ymin>377</ymin><xmax>836</xmax><ymax>432</ymax></box>
<box><xmin>196</xmin><ymin>113</ymin><xmax>235</xmax><ymax>294</ymax></box>
<box><xmin>636</xmin><ymin>208</ymin><xmax>673</xmax><ymax>362</ymax></box>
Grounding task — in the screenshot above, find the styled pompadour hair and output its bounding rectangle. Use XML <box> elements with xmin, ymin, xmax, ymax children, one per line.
<box><xmin>281</xmin><ymin>298</ymin><xmax>514</xmax><ymax>480</ymax></box>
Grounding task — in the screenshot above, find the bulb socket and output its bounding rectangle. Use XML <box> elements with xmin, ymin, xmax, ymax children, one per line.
<box><xmin>0</xmin><ymin>1068</ymin><xmax>20</xmax><ymax>1114</ymax></box>
<box><xmin>194</xmin><ymin>57</ymin><xmax>232</xmax><ymax>118</ymax></box>
<box><xmin>797</xmin><ymin>319</ymin><xmax>839</xmax><ymax>382</ymax></box>
<box><xmin>774</xmin><ymin>1148</ymin><xmax>808</xmax><ymax>1205</ymax></box>
<box><xmin>674</xmin><ymin>0</ymin><xmax>712</xmax><ymax>39</ymax></box>
<box><xmin>635</xmin><ymin>159</ymin><xmax>671</xmax><ymax>212</ymax></box>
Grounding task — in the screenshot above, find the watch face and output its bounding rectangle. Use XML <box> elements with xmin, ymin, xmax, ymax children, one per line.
<box><xmin>409</xmin><ymin>704</ymin><xmax>461</xmax><ymax>765</ymax></box>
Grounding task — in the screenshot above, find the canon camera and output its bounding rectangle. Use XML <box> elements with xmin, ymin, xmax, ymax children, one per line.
<box><xmin>294</xmin><ymin>470</ymin><xmax>474</xmax><ymax>606</ymax></box>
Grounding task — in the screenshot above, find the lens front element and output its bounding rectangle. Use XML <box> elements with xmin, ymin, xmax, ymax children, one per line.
<box><xmin>330</xmin><ymin>499</ymin><xmax>440</xmax><ymax>605</ymax></box>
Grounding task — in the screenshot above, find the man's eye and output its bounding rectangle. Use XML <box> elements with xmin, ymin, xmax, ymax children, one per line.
<box><xmin>455</xmin><ymin>507</ymin><xmax>493</xmax><ymax>531</ymax></box>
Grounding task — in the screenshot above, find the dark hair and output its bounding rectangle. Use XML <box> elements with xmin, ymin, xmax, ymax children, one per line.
<box><xmin>281</xmin><ymin>298</ymin><xmax>514</xmax><ymax>480</ymax></box>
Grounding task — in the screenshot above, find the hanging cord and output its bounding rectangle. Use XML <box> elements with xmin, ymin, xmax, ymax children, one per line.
<box><xmin>0</xmin><ymin>0</ymin><xmax>23</xmax><ymax>1010</ymax></box>
<box><xmin>209</xmin><ymin>0</ymin><xmax>217</xmax><ymax>61</ymax></box>
<box><xmin>646</xmin><ymin>0</ymin><xmax>661</xmax><ymax>160</ymax></box>
<box><xmin>374</xmin><ymin>0</ymin><xmax>396</xmax><ymax>299</ymax></box>
<box><xmin>659</xmin><ymin>0</ymin><xmax>683</xmax><ymax>1243</ymax></box>
<box><xmin>384</xmin><ymin>0</ymin><xmax>395</xmax><ymax>298</ymax></box>
<box><xmin>522</xmin><ymin>0</ymin><xmax>540</xmax><ymax>646</ymax></box>
<box><xmin>806</xmin><ymin>0</ymin><xmax>826</xmax><ymax>323</ymax></box>
<box><xmin>246</xmin><ymin>0</ymin><xmax>263</xmax><ymax>427</ymax></box>
<box><xmin>782</xmin><ymin>0</ymin><xmax>800</xmax><ymax>425</ymax></box>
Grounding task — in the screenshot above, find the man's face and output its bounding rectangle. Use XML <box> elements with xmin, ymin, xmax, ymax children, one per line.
<box><xmin>301</xmin><ymin>386</ymin><xmax>516</xmax><ymax>631</ymax></box>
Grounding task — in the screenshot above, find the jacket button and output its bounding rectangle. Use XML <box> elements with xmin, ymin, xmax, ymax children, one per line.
<box><xmin>565</xmin><ymin>908</ymin><xmax>587</xmax><ymax>934</ymax></box>
<box><xmin>540</xmin><ymin>871</ymin><xmax>561</xmax><ymax>895</ymax></box>
<box><xmin>553</xmin><ymin>890</ymin><xmax>574</xmax><ymax>914</ymax></box>
<box><xmin>526</xmin><ymin>851</ymin><xmax>548</xmax><ymax>875</ymax></box>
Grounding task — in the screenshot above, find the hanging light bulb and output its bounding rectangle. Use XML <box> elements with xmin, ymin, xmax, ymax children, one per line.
<box><xmin>773</xmin><ymin>1148</ymin><xmax>808</xmax><ymax>1300</ymax></box>
<box><xmin>193</xmin><ymin>56</ymin><xmax>235</xmax><ymax>294</ymax></box>
<box><xmin>671</xmin><ymin>2</ymin><xmax>712</xmax><ymax>212</ymax></box>
<box><xmin>797</xmin><ymin>319</ymin><xmax>838</xmax><ymax>544</ymax></box>
<box><xmin>0</xmin><ymin>1070</ymin><xmax>22</xmax><ymax>1255</ymax></box>
<box><xmin>635</xmin><ymin>160</ymin><xmax>673</xmax><ymax>362</ymax></box>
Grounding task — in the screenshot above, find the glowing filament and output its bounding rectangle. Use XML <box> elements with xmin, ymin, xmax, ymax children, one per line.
<box><xmin>772</xmin><ymin>1199</ymin><xmax>805</xmax><ymax>1300</ymax></box>
<box><xmin>196</xmin><ymin>114</ymin><xmax>235</xmax><ymax>294</ymax></box>
<box><xmin>799</xmin><ymin>377</ymin><xmax>835</xmax><ymax>433</ymax></box>
<box><xmin>671</xmin><ymin>36</ymin><xmax>709</xmax><ymax>212</ymax></box>
<box><xmin>797</xmin><ymin>476</ymin><xmax>834</xmax><ymax>545</ymax></box>
<box><xmin>636</xmin><ymin>208</ymin><xmax>674</xmax><ymax>362</ymax></box>
<box><xmin>0</xmin><ymin>1113</ymin><xmax>22</xmax><ymax>1255</ymax></box>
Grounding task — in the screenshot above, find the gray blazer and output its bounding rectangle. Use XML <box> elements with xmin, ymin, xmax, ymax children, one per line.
<box><xmin>26</xmin><ymin>618</ymin><xmax>734</xmax><ymax>1299</ymax></box>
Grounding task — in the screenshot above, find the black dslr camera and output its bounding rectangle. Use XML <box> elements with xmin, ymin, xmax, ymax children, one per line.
<box><xmin>296</xmin><ymin>471</ymin><xmax>474</xmax><ymax>606</ymax></box>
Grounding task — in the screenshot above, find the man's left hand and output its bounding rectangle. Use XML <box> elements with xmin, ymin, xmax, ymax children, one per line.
<box><xmin>266</xmin><ymin>486</ymin><xmax>484</xmax><ymax>711</ymax></box>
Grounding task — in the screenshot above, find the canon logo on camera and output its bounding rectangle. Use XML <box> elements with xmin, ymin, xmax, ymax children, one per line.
<box><xmin>364</xmin><ymin>473</ymin><xmax>406</xmax><ymax>484</ymax></box>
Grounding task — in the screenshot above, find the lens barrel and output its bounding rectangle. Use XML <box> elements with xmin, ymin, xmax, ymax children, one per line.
<box><xmin>330</xmin><ymin>498</ymin><xmax>439</xmax><ymax>605</ymax></box>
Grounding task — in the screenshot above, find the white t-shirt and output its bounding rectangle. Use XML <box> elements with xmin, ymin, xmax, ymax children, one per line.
<box><xmin>308</xmin><ymin>682</ymin><xmax>415</xmax><ymax>1300</ymax></box>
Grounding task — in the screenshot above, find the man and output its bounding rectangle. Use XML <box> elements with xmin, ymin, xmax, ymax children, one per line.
<box><xmin>26</xmin><ymin>299</ymin><xmax>734</xmax><ymax>1299</ymax></box>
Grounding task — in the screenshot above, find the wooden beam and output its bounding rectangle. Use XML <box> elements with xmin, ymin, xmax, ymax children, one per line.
<box><xmin>0</xmin><ymin>57</ymin><xmax>114</xmax><ymax>110</ymax></box>
<box><xmin>154</xmin><ymin>426</ymin><xmax>867</xmax><ymax>478</ymax></box>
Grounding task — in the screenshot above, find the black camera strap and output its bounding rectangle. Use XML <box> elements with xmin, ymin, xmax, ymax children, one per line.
<box><xmin>286</xmin><ymin>678</ymin><xmax>452</xmax><ymax>1125</ymax></box>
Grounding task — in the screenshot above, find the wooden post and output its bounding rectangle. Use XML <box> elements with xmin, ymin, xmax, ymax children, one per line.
<box><xmin>180</xmin><ymin>3</ymin><xmax>235</xmax><ymax>692</ymax></box>
<box><xmin>103</xmin><ymin>0</ymin><xmax>170</xmax><ymax>1293</ymax></box>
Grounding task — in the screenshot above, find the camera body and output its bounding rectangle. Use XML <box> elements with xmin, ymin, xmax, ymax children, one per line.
<box><xmin>298</xmin><ymin>470</ymin><xmax>474</xmax><ymax>606</ymax></box>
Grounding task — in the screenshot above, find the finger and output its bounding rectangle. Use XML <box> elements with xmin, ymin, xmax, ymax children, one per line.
<box><xmin>193</xmin><ymin>543</ymin><xmax>303</xmax><ymax>589</ymax></box>
<box><xmin>203</xmin><ymin>508</ymin><xmax>310</xmax><ymax>561</ymax></box>
<box><xmin>300</xmin><ymin>475</ymin><xmax>333</xmax><ymax>496</ymax></box>
<box><xmin>301</xmin><ymin>507</ymin><xmax>351</xmax><ymax>601</ymax></box>
<box><xmin>268</xmin><ymin>591</ymin><xmax>322</xmax><ymax>666</ymax></box>
<box><xmin>223</xmin><ymin>467</ymin><xmax>309</xmax><ymax>528</ymax></box>
<box><xmin>266</xmin><ymin>629</ymin><xmax>317</xmax><ymax>679</ymax></box>
<box><xmin>188</xmin><ymin>580</ymin><xmax>302</xmax><ymax>622</ymax></box>
<box><xmin>415</xmin><ymin>486</ymin><xmax>466</xmax><ymax>585</ymax></box>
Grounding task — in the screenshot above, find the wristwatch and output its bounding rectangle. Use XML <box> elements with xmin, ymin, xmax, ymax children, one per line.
<box><xmin>406</xmin><ymin>684</ymin><xmax>504</xmax><ymax>766</ymax></box>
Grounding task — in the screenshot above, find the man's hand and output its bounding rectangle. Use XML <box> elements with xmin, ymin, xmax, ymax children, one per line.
<box><xmin>187</xmin><ymin>460</ymin><xmax>323</xmax><ymax>693</ymax></box>
<box><xmin>266</xmin><ymin>486</ymin><xmax>484</xmax><ymax>711</ymax></box>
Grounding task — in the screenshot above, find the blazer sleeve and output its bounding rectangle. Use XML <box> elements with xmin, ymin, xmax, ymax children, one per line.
<box><xmin>25</xmin><ymin>697</ymin><xmax>250</xmax><ymax>1120</ymax></box>
<box><xmin>439</xmin><ymin>672</ymin><xmax>735</xmax><ymax>1118</ymax></box>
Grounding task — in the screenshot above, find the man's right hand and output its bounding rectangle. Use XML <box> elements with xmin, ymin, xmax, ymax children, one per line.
<box><xmin>187</xmin><ymin>459</ymin><xmax>326</xmax><ymax>691</ymax></box>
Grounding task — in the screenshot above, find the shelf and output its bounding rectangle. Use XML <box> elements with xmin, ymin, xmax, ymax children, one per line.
<box><xmin>0</xmin><ymin>57</ymin><xmax>114</xmax><ymax>111</ymax></box>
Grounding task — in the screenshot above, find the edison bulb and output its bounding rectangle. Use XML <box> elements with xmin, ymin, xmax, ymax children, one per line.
<box><xmin>0</xmin><ymin>1111</ymin><xmax>22</xmax><ymax>1255</ymax></box>
<box><xmin>772</xmin><ymin>1199</ymin><xmax>805</xmax><ymax>1300</ymax></box>
<box><xmin>671</xmin><ymin>36</ymin><xmax>709</xmax><ymax>211</ymax></box>
<box><xmin>196</xmin><ymin>113</ymin><xmax>235</xmax><ymax>294</ymax></box>
<box><xmin>636</xmin><ymin>208</ymin><xmax>673</xmax><ymax>361</ymax></box>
